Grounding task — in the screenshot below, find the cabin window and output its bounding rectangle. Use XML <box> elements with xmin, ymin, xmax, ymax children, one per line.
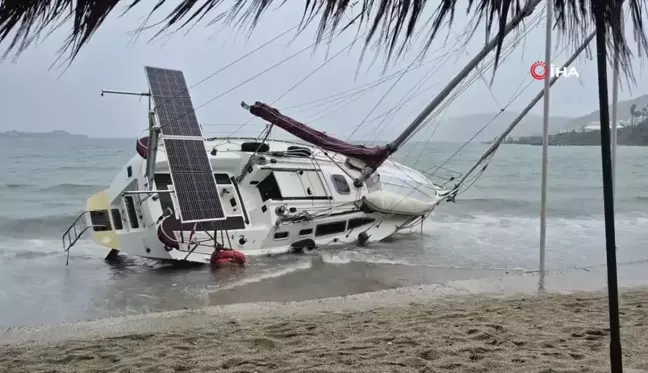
<box><xmin>315</xmin><ymin>221</ymin><xmax>347</xmax><ymax>237</ymax></box>
<box><xmin>90</xmin><ymin>210</ymin><xmax>112</xmax><ymax>232</ymax></box>
<box><xmin>348</xmin><ymin>217</ymin><xmax>375</xmax><ymax>230</ymax></box>
<box><xmin>257</xmin><ymin>173</ymin><xmax>282</xmax><ymax>202</ymax></box>
<box><xmin>111</xmin><ymin>209</ymin><xmax>124</xmax><ymax>230</ymax></box>
<box><xmin>331</xmin><ymin>174</ymin><xmax>350</xmax><ymax>194</ymax></box>
<box><xmin>214</xmin><ymin>173</ymin><xmax>231</xmax><ymax>185</ymax></box>
<box><xmin>274</xmin><ymin>231</ymin><xmax>289</xmax><ymax>240</ymax></box>
<box><xmin>124</xmin><ymin>196</ymin><xmax>140</xmax><ymax>229</ymax></box>
<box><xmin>126</xmin><ymin>166</ymin><xmax>132</xmax><ymax>178</ymax></box>
<box><xmin>299</xmin><ymin>228</ymin><xmax>313</xmax><ymax>236</ymax></box>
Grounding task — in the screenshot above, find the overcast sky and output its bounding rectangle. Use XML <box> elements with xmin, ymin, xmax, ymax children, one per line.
<box><xmin>1</xmin><ymin>3</ymin><xmax>647</xmax><ymax>140</ymax></box>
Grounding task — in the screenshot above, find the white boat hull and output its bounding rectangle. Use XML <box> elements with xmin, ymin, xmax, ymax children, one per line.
<box><xmin>72</xmin><ymin>137</ymin><xmax>447</xmax><ymax>264</ymax></box>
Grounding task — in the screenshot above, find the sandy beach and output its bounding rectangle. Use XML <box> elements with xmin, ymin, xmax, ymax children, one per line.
<box><xmin>2</xmin><ymin>285</ymin><xmax>647</xmax><ymax>373</ymax></box>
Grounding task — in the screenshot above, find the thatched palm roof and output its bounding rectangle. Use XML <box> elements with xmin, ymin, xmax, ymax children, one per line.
<box><xmin>0</xmin><ymin>0</ymin><xmax>644</xmax><ymax>76</ymax></box>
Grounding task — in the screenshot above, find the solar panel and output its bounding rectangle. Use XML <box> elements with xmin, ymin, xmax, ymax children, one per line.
<box><xmin>163</xmin><ymin>138</ymin><xmax>225</xmax><ymax>222</ymax></box>
<box><xmin>145</xmin><ymin>66</ymin><xmax>202</xmax><ymax>137</ymax></box>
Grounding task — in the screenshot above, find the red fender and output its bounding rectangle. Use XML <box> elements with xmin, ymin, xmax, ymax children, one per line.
<box><xmin>210</xmin><ymin>249</ymin><xmax>246</xmax><ymax>266</ymax></box>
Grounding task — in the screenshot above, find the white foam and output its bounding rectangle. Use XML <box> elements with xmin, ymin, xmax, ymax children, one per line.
<box><xmin>425</xmin><ymin>213</ymin><xmax>648</xmax><ymax>270</ymax></box>
<box><xmin>205</xmin><ymin>259</ymin><xmax>314</xmax><ymax>293</ymax></box>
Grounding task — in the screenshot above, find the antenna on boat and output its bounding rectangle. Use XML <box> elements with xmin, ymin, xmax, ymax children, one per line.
<box><xmin>100</xmin><ymin>90</ymin><xmax>151</xmax><ymax>98</ymax></box>
<box><xmin>353</xmin><ymin>0</ymin><xmax>543</xmax><ymax>185</ymax></box>
<box><xmin>100</xmin><ymin>89</ymin><xmax>159</xmax><ymax>189</ymax></box>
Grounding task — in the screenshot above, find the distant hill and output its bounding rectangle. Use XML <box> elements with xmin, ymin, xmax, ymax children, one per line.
<box><xmin>506</xmin><ymin>120</ymin><xmax>648</xmax><ymax>146</ymax></box>
<box><xmin>562</xmin><ymin>94</ymin><xmax>648</xmax><ymax>130</ymax></box>
<box><xmin>0</xmin><ymin>130</ymin><xmax>88</xmax><ymax>140</ymax></box>
<box><xmin>433</xmin><ymin>111</ymin><xmax>573</xmax><ymax>141</ymax></box>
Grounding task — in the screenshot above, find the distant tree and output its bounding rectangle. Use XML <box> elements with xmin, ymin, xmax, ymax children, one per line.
<box><xmin>630</xmin><ymin>104</ymin><xmax>638</xmax><ymax>126</ymax></box>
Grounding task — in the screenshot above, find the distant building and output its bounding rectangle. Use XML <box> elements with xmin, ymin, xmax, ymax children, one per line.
<box><xmin>580</xmin><ymin>120</ymin><xmax>628</xmax><ymax>132</ymax></box>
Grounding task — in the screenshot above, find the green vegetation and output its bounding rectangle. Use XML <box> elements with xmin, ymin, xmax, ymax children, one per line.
<box><xmin>507</xmin><ymin>119</ymin><xmax>648</xmax><ymax>146</ymax></box>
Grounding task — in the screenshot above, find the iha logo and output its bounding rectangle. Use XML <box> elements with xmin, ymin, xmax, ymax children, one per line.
<box><xmin>530</xmin><ymin>61</ymin><xmax>579</xmax><ymax>80</ymax></box>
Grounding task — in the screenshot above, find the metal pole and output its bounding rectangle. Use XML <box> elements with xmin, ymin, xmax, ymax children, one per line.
<box><xmin>611</xmin><ymin>67</ymin><xmax>618</xmax><ymax>201</ymax></box>
<box><xmin>611</xmin><ymin>38</ymin><xmax>620</xmax><ymax>200</ymax></box>
<box><xmin>593</xmin><ymin>2</ymin><xmax>623</xmax><ymax>371</ymax></box>
<box><xmin>539</xmin><ymin>0</ymin><xmax>553</xmax><ymax>292</ymax></box>
<box><xmin>100</xmin><ymin>90</ymin><xmax>150</xmax><ymax>97</ymax></box>
<box><xmin>454</xmin><ymin>32</ymin><xmax>595</xmax><ymax>188</ymax></box>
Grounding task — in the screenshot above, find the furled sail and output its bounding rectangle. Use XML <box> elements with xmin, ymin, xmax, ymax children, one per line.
<box><xmin>243</xmin><ymin>101</ymin><xmax>391</xmax><ymax>168</ymax></box>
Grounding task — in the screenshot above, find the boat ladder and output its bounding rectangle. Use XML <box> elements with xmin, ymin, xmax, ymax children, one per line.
<box><xmin>61</xmin><ymin>211</ymin><xmax>106</xmax><ymax>265</ymax></box>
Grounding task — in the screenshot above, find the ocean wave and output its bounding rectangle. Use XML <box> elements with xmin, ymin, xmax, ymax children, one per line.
<box><xmin>38</xmin><ymin>183</ymin><xmax>104</xmax><ymax>194</ymax></box>
<box><xmin>458</xmin><ymin>197</ymin><xmax>534</xmax><ymax>209</ymax></box>
<box><xmin>1</xmin><ymin>182</ymin><xmax>104</xmax><ymax>195</ymax></box>
<box><xmin>0</xmin><ymin>183</ymin><xmax>30</xmax><ymax>190</ymax></box>
<box><xmin>0</xmin><ymin>213</ymin><xmax>80</xmax><ymax>238</ymax></box>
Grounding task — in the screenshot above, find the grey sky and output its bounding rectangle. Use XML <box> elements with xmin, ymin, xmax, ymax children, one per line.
<box><xmin>1</xmin><ymin>3</ymin><xmax>646</xmax><ymax>140</ymax></box>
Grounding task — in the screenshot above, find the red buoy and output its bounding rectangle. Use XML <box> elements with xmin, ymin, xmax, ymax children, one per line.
<box><xmin>210</xmin><ymin>249</ymin><xmax>246</xmax><ymax>267</ymax></box>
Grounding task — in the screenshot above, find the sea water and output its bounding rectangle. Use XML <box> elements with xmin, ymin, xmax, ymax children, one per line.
<box><xmin>1</xmin><ymin>137</ymin><xmax>647</xmax><ymax>327</ymax></box>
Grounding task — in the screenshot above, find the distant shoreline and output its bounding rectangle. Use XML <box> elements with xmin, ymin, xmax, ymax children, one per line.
<box><xmin>0</xmin><ymin>130</ymin><xmax>89</xmax><ymax>140</ymax></box>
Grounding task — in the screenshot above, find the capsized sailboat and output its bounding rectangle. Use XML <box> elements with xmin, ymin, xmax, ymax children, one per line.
<box><xmin>61</xmin><ymin>0</ymin><xmax>566</xmax><ymax>265</ymax></box>
<box><xmin>62</xmin><ymin>67</ymin><xmax>449</xmax><ymax>264</ymax></box>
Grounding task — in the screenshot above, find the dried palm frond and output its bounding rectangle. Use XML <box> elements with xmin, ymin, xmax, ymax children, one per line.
<box><xmin>0</xmin><ymin>0</ymin><xmax>643</xmax><ymax>77</ymax></box>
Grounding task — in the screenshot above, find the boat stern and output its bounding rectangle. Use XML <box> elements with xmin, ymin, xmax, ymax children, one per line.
<box><xmin>84</xmin><ymin>190</ymin><xmax>121</xmax><ymax>250</ymax></box>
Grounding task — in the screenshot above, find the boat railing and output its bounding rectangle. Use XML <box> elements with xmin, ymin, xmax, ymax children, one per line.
<box><xmin>61</xmin><ymin>211</ymin><xmax>107</xmax><ymax>265</ymax></box>
<box><xmin>419</xmin><ymin>166</ymin><xmax>463</xmax><ymax>187</ymax></box>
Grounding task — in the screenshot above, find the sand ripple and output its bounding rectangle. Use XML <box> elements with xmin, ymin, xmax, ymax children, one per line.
<box><xmin>1</xmin><ymin>289</ymin><xmax>648</xmax><ymax>372</ymax></box>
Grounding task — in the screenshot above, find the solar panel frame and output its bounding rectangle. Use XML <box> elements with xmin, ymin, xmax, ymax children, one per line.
<box><xmin>163</xmin><ymin>138</ymin><xmax>226</xmax><ymax>223</ymax></box>
<box><xmin>145</xmin><ymin>66</ymin><xmax>203</xmax><ymax>137</ymax></box>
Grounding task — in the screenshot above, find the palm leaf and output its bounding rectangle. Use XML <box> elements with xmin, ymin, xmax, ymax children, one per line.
<box><xmin>0</xmin><ymin>0</ymin><xmax>643</xmax><ymax>76</ymax></box>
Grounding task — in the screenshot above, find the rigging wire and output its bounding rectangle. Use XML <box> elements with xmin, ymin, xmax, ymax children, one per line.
<box><xmin>345</xmin><ymin>50</ymin><xmax>427</xmax><ymax>140</ymax></box>
<box><xmin>358</xmin><ymin>10</ymin><xmax>545</xmax><ymax>147</ymax></box>
<box><xmin>220</xmin><ymin>29</ymin><xmax>370</xmax><ymax>140</ymax></box>
<box><xmin>298</xmin><ymin>59</ymin><xmax>452</xmax><ymax>125</ymax></box>
<box><xmin>366</xmin><ymin>55</ymin><xmax>461</xmax><ymax>143</ymax></box>
<box><xmin>400</xmin><ymin>11</ymin><xmax>547</xmax><ymax>149</ymax></box>
<box><xmin>168</xmin><ymin>28</ymin><xmax>345</xmax><ymax>137</ymax></box>
<box><xmin>296</xmin><ymin>44</ymin><xmax>465</xmax><ymax>134</ymax></box>
<box><xmin>281</xmin><ymin>57</ymin><xmax>443</xmax><ymax>112</ymax></box>
<box><xmin>148</xmin><ymin>23</ymin><xmax>300</xmax><ymax>116</ymax></box>
<box><xmin>426</xmin><ymin>38</ymin><xmax>574</xmax><ymax>181</ymax></box>
<box><xmin>346</xmin><ymin>17</ymin><xmax>492</xmax><ymax>141</ymax></box>
<box><xmin>386</xmin><ymin>10</ymin><xmax>546</xmax><ymax>166</ymax></box>
<box><xmin>372</xmin><ymin>14</ymin><xmax>548</xmax><ymax>198</ymax></box>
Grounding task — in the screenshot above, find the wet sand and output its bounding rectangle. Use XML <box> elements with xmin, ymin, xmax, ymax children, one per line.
<box><xmin>2</xmin><ymin>283</ymin><xmax>648</xmax><ymax>372</ymax></box>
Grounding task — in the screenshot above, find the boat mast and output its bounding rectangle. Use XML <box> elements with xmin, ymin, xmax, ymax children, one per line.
<box><xmin>538</xmin><ymin>0</ymin><xmax>553</xmax><ymax>292</ymax></box>
<box><xmin>100</xmin><ymin>89</ymin><xmax>158</xmax><ymax>190</ymax></box>
<box><xmin>453</xmin><ymin>31</ymin><xmax>596</xmax><ymax>189</ymax></box>
<box><xmin>355</xmin><ymin>0</ymin><xmax>542</xmax><ymax>184</ymax></box>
